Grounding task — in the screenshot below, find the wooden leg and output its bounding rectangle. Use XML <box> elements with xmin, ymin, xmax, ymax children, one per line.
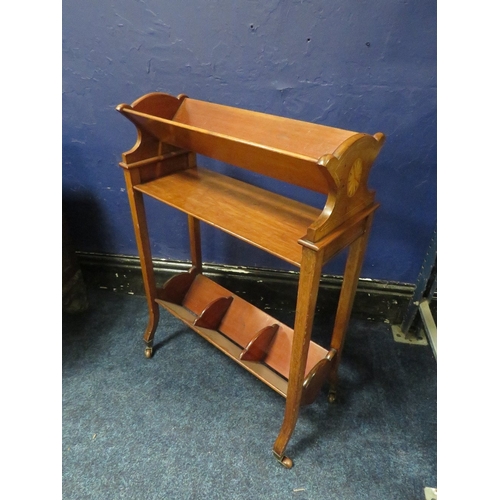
<box><xmin>124</xmin><ymin>170</ymin><xmax>159</xmax><ymax>358</ymax></box>
<box><xmin>327</xmin><ymin>213</ymin><xmax>375</xmax><ymax>400</ymax></box>
<box><xmin>188</xmin><ymin>215</ymin><xmax>203</xmax><ymax>274</ymax></box>
<box><xmin>273</xmin><ymin>247</ymin><xmax>324</xmax><ymax>468</ymax></box>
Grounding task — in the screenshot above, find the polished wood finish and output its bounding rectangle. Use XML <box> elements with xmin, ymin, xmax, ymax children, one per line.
<box><xmin>135</xmin><ymin>167</ymin><xmax>321</xmax><ymax>266</ymax></box>
<box><xmin>156</xmin><ymin>273</ymin><xmax>328</xmax><ymax>383</ymax></box>
<box><xmin>193</xmin><ymin>296</ymin><xmax>234</xmax><ymax>330</ymax></box>
<box><xmin>239</xmin><ymin>324</ymin><xmax>279</xmax><ymax>362</ymax></box>
<box><xmin>117</xmin><ymin>91</ymin><xmax>385</xmax><ymax>467</ymax></box>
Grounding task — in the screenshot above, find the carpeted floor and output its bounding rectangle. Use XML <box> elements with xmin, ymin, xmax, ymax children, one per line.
<box><xmin>62</xmin><ymin>288</ymin><xmax>436</xmax><ymax>500</ymax></box>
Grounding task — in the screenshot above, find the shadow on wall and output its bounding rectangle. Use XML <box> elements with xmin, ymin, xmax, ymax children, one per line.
<box><xmin>63</xmin><ymin>213</ymin><xmax>89</xmax><ymax>314</ymax></box>
<box><xmin>62</xmin><ymin>192</ymin><xmax>110</xmax><ymax>254</ymax></box>
<box><xmin>62</xmin><ymin>142</ymin><xmax>116</xmax><ymax>255</ymax></box>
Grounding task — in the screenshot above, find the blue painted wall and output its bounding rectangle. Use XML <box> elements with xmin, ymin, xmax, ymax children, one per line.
<box><xmin>62</xmin><ymin>0</ymin><xmax>436</xmax><ymax>285</ymax></box>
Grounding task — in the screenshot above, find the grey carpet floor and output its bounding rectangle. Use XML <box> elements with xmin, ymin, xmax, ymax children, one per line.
<box><xmin>62</xmin><ymin>288</ymin><xmax>436</xmax><ymax>499</ymax></box>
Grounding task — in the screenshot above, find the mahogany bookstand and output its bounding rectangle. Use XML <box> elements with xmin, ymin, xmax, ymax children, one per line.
<box><xmin>116</xmin><ymin>92</ymin><xmax>385</xmax><ymax>467</ymax></box>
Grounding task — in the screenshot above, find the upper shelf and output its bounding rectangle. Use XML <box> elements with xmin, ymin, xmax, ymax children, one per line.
<box><xmin>117</xmin><ymin>93</ymin><xmax>365</xmax><ymax>196</ymax></box>
<box><xmin>117</xmin><ymin>92</ymin><xmax>385</xmax><ymax>244</ymax></box>
<box><xmin>135</xmin><ymin>166</ymin><xmax>321</xmax><ymax>267</ymax></box>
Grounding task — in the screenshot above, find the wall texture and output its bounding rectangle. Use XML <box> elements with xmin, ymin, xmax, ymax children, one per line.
<box><xmin>62</xmin><ymin>0</ymin><xmax>436</xmax><ymax>284</ymax></box>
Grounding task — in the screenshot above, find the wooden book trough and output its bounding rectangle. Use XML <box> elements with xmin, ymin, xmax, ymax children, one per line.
<box><xmin>117</xmin><ymin>92</ymin><xmax>385</xmax><ymax>467</ymax></box>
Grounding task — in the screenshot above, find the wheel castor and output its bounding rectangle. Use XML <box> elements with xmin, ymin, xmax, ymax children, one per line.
<box><xmin>144</xmin><ymin>347</ymin><xmax>153</xmax><ymax>358</ymax></box>
<box><xmin>327</xmin><ymin>390</ymin><xmax>337</xmax><ymax>404</ymax></box>
<box><xmin>274</xmin><ymin>452</ymin><xmax>294</xmax><ymax>469</ymax></box>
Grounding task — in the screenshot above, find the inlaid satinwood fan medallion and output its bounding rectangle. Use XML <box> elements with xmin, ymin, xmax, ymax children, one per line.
<box><xmin>347</xmin><ymin>158</ymin><xmax>363</xmax><ymax>197</ymax></box>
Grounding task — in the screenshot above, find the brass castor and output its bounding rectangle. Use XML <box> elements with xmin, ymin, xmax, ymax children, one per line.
<box><xmin>274</xmin><ymin>452</ymin><xmax>294</xmax><ymax>469</ymax></box>
<box><xmin>327</xmin><ymin>390</ymin><xmax>337</xmax><ymax>404</ymax></box>
<box><xmin>144</xmin><ymin>347</ymin><xmax>153</xmax><ymax>358</ymax></box>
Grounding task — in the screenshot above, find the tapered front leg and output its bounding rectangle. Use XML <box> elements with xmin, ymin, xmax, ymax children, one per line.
<box><xmin>273</xmin><ymin>247</ymin><xmax>324</xmax><ymax>468</ymax></box>
<box><xmin>124</xmin><ymin>169</ymin><xmax>160</xmax><ymax>358</ymax></box>
<box><xmin>327</xmin><ymin>213</ymin><xmax>374</xmax><ymax>400</ymax></box>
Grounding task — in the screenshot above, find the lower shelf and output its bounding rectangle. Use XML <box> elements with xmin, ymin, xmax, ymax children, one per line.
<box><xmin>155</xmin><ymin>270</ymin><xmax>335</xmax><ymax>404</ymax></box>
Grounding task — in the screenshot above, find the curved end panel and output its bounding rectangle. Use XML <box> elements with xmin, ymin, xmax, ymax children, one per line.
<box><xmin>129</xmin><ymin>92</ymin><xmax>187</xmax><ymax>119</ymax></box>
<box><xmin>117</xmin><ymin>92</ymin><xmax>190</xmax><ymax>165</ymax></box>
<box><xmin>306</xmin><ymin>132</ymin><xmax>385</xmax><ymax>242</ymax></box>
<box><xmin>119</xmin><ymin>128</ymin><xmax>161</xmax><ymax>166</ymax></box>
<box><xmin>301</xmin><ymin>349</ymin><xmax>336</xmax><ymax>406</ymax></box>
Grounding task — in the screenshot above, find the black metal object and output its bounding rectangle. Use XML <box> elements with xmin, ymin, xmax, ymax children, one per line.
<box><xmin>399</xmin><ymin>227</ymin><xmax>437</xmax><ymax>357</ymax></box>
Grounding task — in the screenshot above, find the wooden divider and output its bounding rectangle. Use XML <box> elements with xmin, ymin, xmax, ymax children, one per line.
<box><xmin>155</xmin><ymin>271</ymin><xmax>333</xmax><ymax>397</ymax></box>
